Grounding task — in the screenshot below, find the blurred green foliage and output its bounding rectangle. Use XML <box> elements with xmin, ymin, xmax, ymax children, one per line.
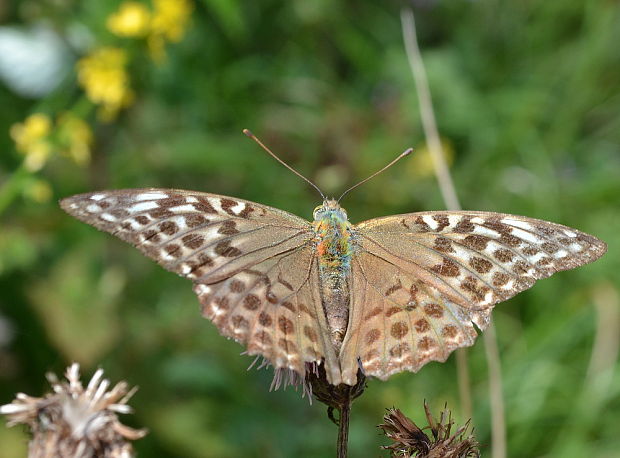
<box><xmin>1</xmin><ymin>1</ymin><xmax>619</xmax><ymax>457</ymax></box>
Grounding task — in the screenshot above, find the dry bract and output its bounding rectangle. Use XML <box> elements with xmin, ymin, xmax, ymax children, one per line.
<box><xmin>378</xmin><ymin>402</ymin><xmax>479</xmax><ymax>458</ymax></box>
<box><xmin>1</xmin><ymin>363</ymin><xmax>146</xmax><ymax>458</ymax></box>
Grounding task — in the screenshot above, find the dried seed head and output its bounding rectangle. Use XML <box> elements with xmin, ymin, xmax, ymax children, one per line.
<box><xmin>1</xmin><ymin>363</ymin><xmax>146</xmax><ymax>458</ymax></box>
<box><xmin>378</xmin><ymin>401</ymin><xmax>480</xmax><ymax>458</ymax></box>
<box><xmin>306</xmin><ymin>363</ymin><xmax>366</xmax><ymax>411</ymax></box>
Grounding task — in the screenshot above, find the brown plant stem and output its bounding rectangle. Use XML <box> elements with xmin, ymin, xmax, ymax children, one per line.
<box><xmin>308</xmin><ymin>366</ymin><xmax>366</xmax><ymax>458</ymax></box>
<box><xmin>337</xmin><ymin>398</ymin><xmax>351</xmax><ymax>458</ymax></box>
<box><xmin>400</xmin><ymin>7</ymin><xmax>507</xmax><ymax>457</ymax></box>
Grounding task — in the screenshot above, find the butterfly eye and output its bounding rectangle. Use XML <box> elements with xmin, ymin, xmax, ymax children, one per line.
<box><xmin>312</xmin><ymin>205</ymin><xmax>324</xmax><ymax>219</ymax></box>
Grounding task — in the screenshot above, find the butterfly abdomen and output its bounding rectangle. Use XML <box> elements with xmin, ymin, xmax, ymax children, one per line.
<box><xmin>312</xmin><ymin>203</ymin><xmax>356</xmax><ymax>353</ymax></box>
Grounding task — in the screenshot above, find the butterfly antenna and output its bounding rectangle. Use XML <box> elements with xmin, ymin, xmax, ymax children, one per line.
<box><xmin>337</xmin><ymin>147</ymin><xmax>413</xmax><ymax>202</ymax></box>
<box><xmin>243</xmin><ymin>129</ymin><xmax>325</xmax><ymax>200</ymax></box>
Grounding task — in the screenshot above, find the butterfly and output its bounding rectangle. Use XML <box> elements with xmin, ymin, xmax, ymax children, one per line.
<box><xmin>60</xmin><ymin>134</ymin><xmax>607</xmax><ymax>387</ymax></box>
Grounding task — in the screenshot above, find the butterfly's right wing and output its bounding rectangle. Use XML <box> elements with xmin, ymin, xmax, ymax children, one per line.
<box><xmin>61</xmin><ymin>189</ymin><xmax>342</xmax><ymax>384</ymax></box>
<box><xmin>339</xmin><ymin>211</ymin><xmax>606</xmax><ymax>384</ymax></box>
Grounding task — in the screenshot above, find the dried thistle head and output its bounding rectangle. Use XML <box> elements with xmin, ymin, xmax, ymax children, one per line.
<box><xmin>1</xmin><ymin>363</ymin><xmax>146</xmax><ymax>458</ymax></box>
<box><xmin>306</xmin><ymin>363</ymin><xmax>366</xmax><ymax>411</ymax></box>
<box><xmin>378</xmin><ymin>401</ymin><xmax>479</xmax><ymax>458</ymax></box>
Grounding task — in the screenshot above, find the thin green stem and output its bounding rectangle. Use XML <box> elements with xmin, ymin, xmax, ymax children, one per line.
<box><xmin>483</xmin><ymin>321</ymin><xmax>507</xmax><ymax>458</ymax></box>
<box><xmin>456</xmin><ymin>349</ymin><xmax>473</xmax><ymax>421</ymax></box>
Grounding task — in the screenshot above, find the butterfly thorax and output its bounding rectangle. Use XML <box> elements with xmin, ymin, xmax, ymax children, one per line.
<box><xmin>312</xmin><ymin>200</ymin><xmax>356</xmax><ymax>354</ymax></box>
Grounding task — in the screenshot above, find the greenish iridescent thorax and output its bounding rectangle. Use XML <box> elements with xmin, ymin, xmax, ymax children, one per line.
<box><xmin>312</xmin><ymin>200</ymin><xmax>355</xmax><ymax>352</ymax></box>
<box><xmin>312</xmin><ymin>202</ymin><xmax>354</xmax><ymax>271</ymax></box>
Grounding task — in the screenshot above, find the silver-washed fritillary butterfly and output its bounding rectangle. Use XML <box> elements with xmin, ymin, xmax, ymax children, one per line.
<box><xmin>60</xmin><ymin>132</ymin><xmax>606</xmax><ymax>386</ymax></box>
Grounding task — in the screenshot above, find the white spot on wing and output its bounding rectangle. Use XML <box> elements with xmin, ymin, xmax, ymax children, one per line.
<box><xmin>186</xmin><ymin>196</ymin><xmax>198</xmax><ymax>203</ymax></box>
<box><xmin>211</xmin><ymin>302</ymin><xmax>226</xmax><ymax>316</ymax></box>
<box><xmin>100</xmin><ymin>213</ymin><xmax>117</xmax><ymax>222</ymax></box>
<box><xmin>86</xmin><ymin>204</ymin><xmax>101</xmax><ymax>213</ymax></box>
<box><xmin>569</xmin><ymin>243</ymin><xmax>582</xmax><ymax>252</ymax></box>
<box><xmin>170</xmin><ymin>216</ymin><xmax>188</xmax><ymax>230</ymax></box>
<box><xmin>135</xmin><ymin>192</ymin><xmax>168</xmax><ymax>201</ymax></box>
<box><xmin>528</xmin><ymin>251</ymin><xmax>547</xmax><ymax>264</ymax></box>
<box><xmin>208</xmin><ymin>197</ymin><xmax>221</xmax><ymax>211</ymax></box>
<box><xmin>511</xmin><ymin>227</ymin><xmax>541</xmax><ymax>244</ymax></box>
<box><xmin>170</xmin><ymin>204</ymin><xmax>195</xmax><ymax>213</ymax></box>
<box><xmin>451</xmin><ymin>245</ymin><xmax>472</xmax><ymax>264</ymax></box>
<box><xmin>422</xmin><ymin>215</ymin><xmax>439</xmax><ymax>230</ymax></box>
<box><xmin>471</xmin><ymin>216</ymin><xmax>485</xmax><ymax>224</ymax></box>
<box><xmin>524</xmin><ymin>267</ymin><xmax>536</xmax><ymax>277</ymax></box>
<box><xmin>502</xmin><ymin>218</ymin><xmax>533</xmax><ymax>230</ymax></box>
<box><xmin>473</xmin><ymin>226</ymin><xmax>500</xmax><ymax>238</ymax></box>
<box><xmin>554</xmin><ymin>249</ymin><xmax>568</xmax><ymax>258</ymax></box>
<box><xmin>195</xmin><ymin>284</ymin><xmax>211</xmax><ymax>295</ymax></box>
<box><xmin>129</xmin><ymin>201</ymin><xmax>159</xmax><ymax>213</ymax></box>
<box><xmin>125</xmin><ymin>219</ymin><xmax>143</xmax><ymax>230</ymax></box>
<box><xmin>231</xmin><ymin>202</ymin><xmax>246</xmax><ymax>215</ymax></box>
<box><xmin>563</xmin><ymin>230</ymin><xmax>577</xmax><ymax>237</ymax></box>
<box><xmin>90</xmin><ymin>194</ymin><xmax>106</xmax><ymax>201</ymax></box>
<box><xmin>447</xmin><ymin>214</ymin><xmax>462</xmax><ymax>226</ymax></box>
<box><xmin>161</xmin><ymin>251</ymin><xmax>176</xmax><ymax>261</ymax></box>
<box><xmin>181</xmin><ymin>264</ymin><xmax>192</xmax><ymax>275</ymax></box>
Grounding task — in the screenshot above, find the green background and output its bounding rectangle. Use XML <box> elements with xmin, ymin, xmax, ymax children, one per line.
<box><xmin>1</xmin><ymin>1</ymin><xmax>619</xmax><ymax>457</ymax></box>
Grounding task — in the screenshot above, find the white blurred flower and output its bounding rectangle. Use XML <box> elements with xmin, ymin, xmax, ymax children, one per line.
<box><xmin>0</xmin><ymin>24</ymin><xmax>72</xmax><ymax>98</ymax></box>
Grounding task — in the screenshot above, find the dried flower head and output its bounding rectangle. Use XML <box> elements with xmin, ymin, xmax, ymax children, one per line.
<box><xmin>378</xmin><ymin>402</ymin><xmax>479</xmax><ymax>458</ymax></box>
<box><xmin>0</xmin><ymin>363</ymin><xmax>146</xmax><ymax>458</ymax></box>
<box><xmin>306</xmin><ymin>363</ymin><xmax>366</xmax><ymax>413</ymax></box>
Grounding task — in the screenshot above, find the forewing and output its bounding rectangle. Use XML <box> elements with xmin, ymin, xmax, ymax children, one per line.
<box><xmin>340</xmin><ymin>211</ymin><xmax>606</xmax><ymax>383</ymax></box>
<box><xmin>61</xmin><ymin>189</ymin><xmax>341</xmax><ymax>382</ymax></box>
<box><xmin>60</xmin><ymin>189</ymin><xmax>311</xmax><ymax>282</ymax></box>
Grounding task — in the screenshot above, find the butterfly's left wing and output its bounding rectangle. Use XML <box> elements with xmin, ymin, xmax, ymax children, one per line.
<box><xmin>61</xmin><ymin>189</ymin><xmax>342</xmax><ymax>385</ymax></box>
<box><xmin>339</xmin><ymin>211</ymin><xmax>606</xmax><ymax>384</ymax></box>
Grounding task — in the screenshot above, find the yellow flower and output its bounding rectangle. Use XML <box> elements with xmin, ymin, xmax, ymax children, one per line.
<box><xmin>151</xmin><ymin>0</ymin><xmax>192</xmax><ymax>42</ymax></box>
<box><xmin>107</xmin><ymin>2</ymin><xmax>151</xmax><ymax>38</ymax></box>
<box><xmin>149</xmin><ymin>0</ymin><xmax>192</xmax><ymax>60</ymax></box>
<box><xmin>57</xmin><ymin>114</ymin><xmax>93</xmax><ymax>166</ymax></box>
<box><xmin>10</xmin><ymin>113</ymin><xmax>53</xmax><ymax>172</ymax></box>
<box><xmin>76</xmin><ymin>47</ymin><xmax>134</xmax><ymax>121</ymax></box>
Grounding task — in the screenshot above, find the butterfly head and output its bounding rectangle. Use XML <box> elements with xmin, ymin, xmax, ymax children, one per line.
<box><xmin>313</xmin><ymin>199</ymin><xmax>348</xmax><ymax>223</ymax></box>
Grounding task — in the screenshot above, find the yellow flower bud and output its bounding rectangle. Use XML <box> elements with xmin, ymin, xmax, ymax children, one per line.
<box><xmin>107</xmin><ymin>2</ymin><xmax>152</xmax><ymax>38</ymax></box>
<box><xmin>10</xmin><ymin>113</ymin><xmax>53</xmax><ymax>171</ymax></box>
<box><xmin>151</xmin><ymin>0</ymin><xmax>193</xmax><ymax>45</ymax></box>
<box><xmin>57</xmin><ymin>114</ymin><xmax>93</xmax><ymax>166</ymax></box>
